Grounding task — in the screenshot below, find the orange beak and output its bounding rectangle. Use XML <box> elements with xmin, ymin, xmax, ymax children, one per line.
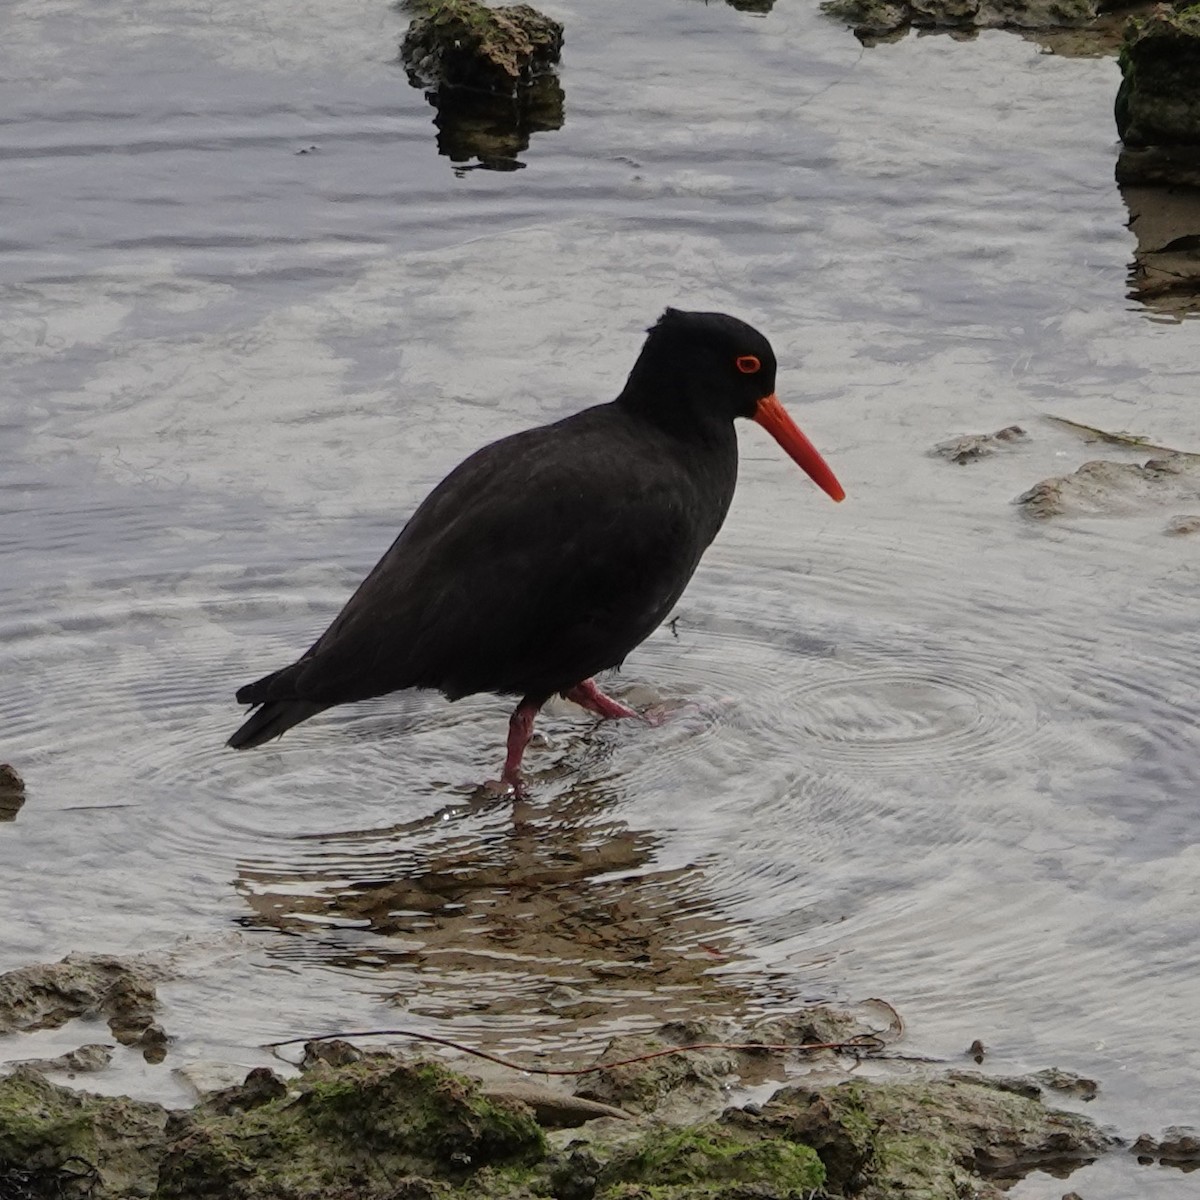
<box><xmin>753</xmin><ymin>393</ymin><xmax>845</xmax><ymax>502</ymax></box>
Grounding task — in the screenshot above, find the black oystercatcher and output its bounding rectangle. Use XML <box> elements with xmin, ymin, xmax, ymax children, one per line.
<box><xmin>228</xmin><ymin>309</ymin><xmax>844</xmax><ymax>791</ymax></box>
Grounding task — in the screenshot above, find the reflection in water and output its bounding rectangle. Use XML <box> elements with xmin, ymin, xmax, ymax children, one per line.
<box><xmin>237</xmin><ymin>782</ymin><xmax>772</xmax><ymax>1045</ymax></box>
<box><xmin>419</xmin><ymin>76</ymin><xmax>565</xmax><ymax>173</ymax></box>
<box><xmin>1118</xmin><ymin>155</ymin><xmax>1200</xmax><ymax>320</ymax></box>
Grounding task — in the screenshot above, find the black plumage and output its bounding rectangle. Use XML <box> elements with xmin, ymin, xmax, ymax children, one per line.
<box><xmin>229</xmin><ymin>309</ymin><xmax>843</xmax><ymax>790</ymax></box>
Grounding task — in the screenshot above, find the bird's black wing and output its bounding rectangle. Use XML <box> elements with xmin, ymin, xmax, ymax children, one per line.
<box><xmin>245</xmin><ymin>404</ymin><xmax>731</xmax><ymax>706</ymax></box>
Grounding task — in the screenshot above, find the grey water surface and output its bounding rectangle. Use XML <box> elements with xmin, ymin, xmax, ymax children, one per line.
<box><xmin>2</xmin><ymin>1</ymin><xmax>1199</xmax><ymax>1193</ymax></box>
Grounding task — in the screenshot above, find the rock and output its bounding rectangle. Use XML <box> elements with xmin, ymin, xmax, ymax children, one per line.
<box><xmin>0</xmin><ymin>952</ymin><xmax>165</xmax><ymax>1045</ymax></box>
<box><xmin>158</xmin><ymin>1057</ymin><xmax>546</xmax><ymax>1198</ymax></box>
<box><xmin>1131</xmin><ymin>1124</ymin><xmax>1200</xmax><ymax>1166</ymax></box>
<box><xmin>1116</xmin><ymin>4</ymin><xmax>1200</xmax><ymax>147</ymax></box>
<box><xmin>0</xmin><ymin>1041</ymin><xmax>1119</xmax><ymax>1200</ymax></box>
<box><xmin>1015</xmin><ymin>454</ymin><xmax>1200</xmax><ymax>519</ymax></box>
<box><xmin>727</xmin><ymin>1072</ymin><xmax>1115</xmax><ymax>1199</ymax></box>
<box><xmin>0</xmin><ymin>1066</ymin><xmax>169</xmax><ymax>1199</ymax></box>
<box><xmin>594</xmin><ymin>1125</ymin><xmax>824</xmax><ymax>1198</ymax></box>
<box><xmin>100</xmin><ymin>975</ymin><xmax>161</xmax><ymax>1049</ymax></box>
<box><xmin>822</xmin><ymin>0</ymin><xmax>1102</xmax><ymax>44</ymax></box>
<box><xmin>0</xmin><ymin>764</ymin><xmax>24</xmax><ymax>821</ymax></box>
<box><xmin>1032</xmin><ymin>1066</ymin><xmax>1099</xmax><ymax>1101</ymax></box>
<box><xmin>572</xmin><ymin>1022</ymin><xmax>747</xmax><ymax>1118</ymax></box>
<box><xmin>1165</xmin><ymin>513</ymin><xmax>1200</xmax><ymax>535</ymax></box>
<box><xmin>300</xmin><ymin>1036</ymin><xmax>365</xmax><ymax>1069</ymax></box>
<box><xmin>203</xmin><ymin>1066</ymin><xmax>290</xmax><ymax>1115</ymax></box>
<box><xmin>6</xmin><ymin>1042</ymin><xmax>114</xmax><ymax>1075</ymax></box>
<box><xmin>401</xmin><ymin>0</ymin><xmax>563</xmax><ymax>95</ymax></box>
<box><xmin>932</xmin><ymin>425</ymin><xmax>1027</xmax><ymax>464</ymax></box>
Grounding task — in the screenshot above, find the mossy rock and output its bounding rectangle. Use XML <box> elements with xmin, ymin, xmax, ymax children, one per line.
<box><xmin>597</xmin><ymin>1125</ymin><xmax>825</xmax><ymax>1198</ymax></box>
<box><xmin>0</xmin><ymin>1067</ymin><xmax>167</xmax><ymax>1199</ymax></box>
<box><xmin>401</xmin><ymin>0</ymin><xmax>564</xmax><ymax>96</ymax></box>
<box><xmin>158</xmin><ymin>1058</ymin><xmax>546</xmax><ymax>1199</ymax></box>
<box><xmin>733</xmin><ymin>1072</ymin><xmax>1115</xmax><ymax>1199</ymax></box>
<box><xmin>1117</xmin><ymin>4</ymin><xmax>1200</xmax><ymax>145</ymax></box>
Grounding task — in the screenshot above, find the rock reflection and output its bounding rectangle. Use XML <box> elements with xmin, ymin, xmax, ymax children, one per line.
<box><xmin>421</xmin><ymin>76</ymin><xmax>565</xmax><ymax>173</ymax></box>
<box><xmin>1118</xmin><ymin>156</ymin><xmax>1200</xmax><ymax>320</ymax></box>
<box><xmin>237</xmin><ymin>784</ymin><xmax>764</xmax><ymax>1042</ymax></box>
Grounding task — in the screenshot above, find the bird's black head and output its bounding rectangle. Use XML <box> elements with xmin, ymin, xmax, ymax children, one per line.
<box><xmin>617</xmin><ymin>308</ymin><xmax>846</xmax><ymax>503</ymax></box>
<box><xmin>617</xmin><ymin>308</ymin><xmax>779</xmax><ymax>431</ymax></box>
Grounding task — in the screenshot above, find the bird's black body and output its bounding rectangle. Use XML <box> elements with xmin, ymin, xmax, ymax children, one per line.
<box><xmin>228</xmin><ymin>309</ymin><xmax>843</xmax><ymax>786</ymax></box>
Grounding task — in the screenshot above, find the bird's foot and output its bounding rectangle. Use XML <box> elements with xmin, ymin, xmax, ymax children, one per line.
<box><xmin>640</xmin><ymin>695</ymin><xmax>724</xmax><ymax>727</ymax></box>
<box><xmin>561</xmin><ymin>679</ymin><xmax>640</xmax><ymax>721</ymax></box>
<box><xmin>481</xmin><ymin>774</ymin><xmax>527</xmax><ymax>799</ymax></box>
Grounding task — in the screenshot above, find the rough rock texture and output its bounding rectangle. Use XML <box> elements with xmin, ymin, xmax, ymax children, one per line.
<box><xmin>401</xmin><ymin>0</ymin><xmax>563</xmax><ymax>95</ymax></box>
<box><xmin>932</xmin><ymin>425</ymin><xmax>1028</xmax><ymax>464</ymax></box>
<box><xmin>1131</xmin><ymin>1124</ymin><xmax>1200</xmax><ymax>1166</ymax></box>
<box><xmin>157</xmin><ymin>1056</ymin><xmax>547</xmax><ymax>1200</ymax></box>
<box><xmin>726</xmin><ymin>1072</ymin><xmax>1116</xmax><ymax>1200</ymax></box>
<box><xmin>0</xmin><ymin>953</ymin><xmax>163</xmax><ymax>1048</ymax></box>
<box><xmin>822</xmin><ymin>0</ymin><xmax>1101</xmax><ymax>43</ymax></box>
<box><xmin>0</xmin><ymin>1066</ymin><xmax>169</xmax><ymax>1199</ymax></box>
<box><xmin>0</xmin><ymin>1047</ymin><xmax>1122</xmax><ymax>1200</ymax></box>
<box><xmin>1015</xmin><ymin>454</ymin><xmax>1200</xmax><ymax>519</ymax></box>
<box><xmin>1116</xmin><ymin>4</ymin><xmax>1200</xmax><ymax>147</ymax></box>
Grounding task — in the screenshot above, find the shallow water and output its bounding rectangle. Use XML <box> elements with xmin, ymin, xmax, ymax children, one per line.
<box><xmin>3</xmin><ymin>0</ymin><xmax>1200</xmax><ymax>1190</ymax></box>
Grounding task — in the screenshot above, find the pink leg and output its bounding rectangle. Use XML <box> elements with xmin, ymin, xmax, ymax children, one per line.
<box><xmin>501</xmin><ymin>695</ymin><xmax>545</xmax><ymax>793</ymax></box>
<box><xmin>562</xmin><ymin>678</ymin><xmax>640</xmax><ymax>720</ymax></box>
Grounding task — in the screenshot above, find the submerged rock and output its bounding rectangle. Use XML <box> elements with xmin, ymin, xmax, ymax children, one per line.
<box><xmin>932</xmin><ymin>424</ymin><xmax>1028</xmax><ymax>464</ymax></box>
<box><xmin>822</xmin><ymin>0</ymin><xmax>1105</xmax><ymax>45</ymax></box>
<box><xmin>1131</xmin><ymin>1124</ymin><xmax>1200</xmax><ymax>1167</ymax></box>
<box><xmin>0</xmin><ymin>953</ymin><xmax>164</xmax><ymax>1049</ymax></box>
<box><xmin>1015</xmin><ymin>454</ymin><xmax>1200</xmax><ymax>519</ymax></box>
<box><xmin>7</xmin><ymin>1042</ymin><xmax>114</xmax><ymax>1076</ymax></box>
<box><xmin>1165</xmin><ymin>512</ymin><xmax>1200</xmax><ymax>534</ymax></box>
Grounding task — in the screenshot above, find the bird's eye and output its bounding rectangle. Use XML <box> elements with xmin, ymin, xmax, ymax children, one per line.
<box><xmin>735</xmin><ymin>355</ymin><xmax>761</xmax><ymax>374</ymax></box>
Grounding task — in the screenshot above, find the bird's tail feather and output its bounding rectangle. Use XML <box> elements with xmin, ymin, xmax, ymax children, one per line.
<box><xmin>227</xmin><ymin>700</ymin><xmax>328</xmax><ymax>750</ymax></box>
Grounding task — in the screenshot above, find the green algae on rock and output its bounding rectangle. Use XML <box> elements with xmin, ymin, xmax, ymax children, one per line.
<box><xmin>1116</xmin><ymin>4</ymin><xmax>1200</xmax><ymax>147</ymax></box>
<box><xmin>595</xmin><ymin>1125</ymin><xmax>825</xmax><ymax>1197</ymax></box>
<box><xmin>725</xmin><ymin>1072</ymin><xmax>1116</xmax><ymax>1200</ymax></box>
<box><xmin>0</xmin><ymin>1066</ymin><xmax>168</xmax><ymax>1200</ymax></box>
<box><xmin>401</xmin><ymin>0</ymin><xmax>563</xmax><ymax>95</ymax></box>
<box><xmin>158</xmin><ymin>1058</ymin><xmax>546</xmax><ymax>1199</ymax></box>
<box><xmin>0</xmin><ymin>1024</ymin><xmax>1119</xmax><ymax>1200</ymax></box>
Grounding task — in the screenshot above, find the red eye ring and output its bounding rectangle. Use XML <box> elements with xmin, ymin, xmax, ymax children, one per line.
<box><xmin>735</xmin><ymin>355</ymin><xmax>761</xmax><ymax>375</ymax></box>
